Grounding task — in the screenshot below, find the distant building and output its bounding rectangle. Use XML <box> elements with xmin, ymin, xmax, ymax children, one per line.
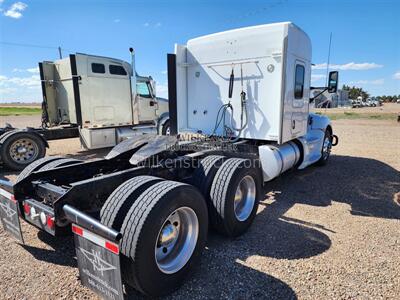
<box><xmin>312</xmin><ymin>89</ymin><xmax>349</xmax><ymax>108</ymax></box>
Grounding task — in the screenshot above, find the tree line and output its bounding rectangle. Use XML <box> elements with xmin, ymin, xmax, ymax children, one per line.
<box><xmin>342</xmin><ymin>85</ymin><xmax>399</xmax><ymax>102</ymax></box>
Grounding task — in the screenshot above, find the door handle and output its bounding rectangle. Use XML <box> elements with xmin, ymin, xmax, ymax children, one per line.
<box><xmin>149</xmin><ymin>101</ymin><xmax>155</xmax><ymax>106</ymax></box>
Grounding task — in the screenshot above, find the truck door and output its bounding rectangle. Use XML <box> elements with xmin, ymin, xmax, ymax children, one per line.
<box><xmin>291</xmin><ymin>60</ymin><xmax>308</xmax><ymax>135</ymax></box>
<box><xmin>281</xmin><ymin>57</ymin><xmax>310</xmax><ymax>143</ymax></box>
<box><xmin>136</xmin><ymin>81</ymin><xmax>157</xmax><ymax>123</ymax></box>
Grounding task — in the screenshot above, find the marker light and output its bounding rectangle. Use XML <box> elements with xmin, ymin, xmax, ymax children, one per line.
<box><xmin>40</xmin><ymin>212</ymin><xmax>47</xmax><ymax>225</ymax></box>
<box><xmin>23</xmin><ymin>203</ymin><xmax>31</xmax><ymax>215</ymax></box>
<box><xmin>30</xmin><ymin>206</ymin><xmax>37</xmax><ymax>218</ymax></box>
<box><xmin>47</xmin><ymin>216</ymin><xmax>55</xmax><ymax>229</ymax></box>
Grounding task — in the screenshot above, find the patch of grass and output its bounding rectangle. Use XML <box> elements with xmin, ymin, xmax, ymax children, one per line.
<box><xmin>322</xmin><ymin>112</ymin><xmax>398</xmax><ymax>121</ymax></box>
<box><xmin>0</xmin><ymin>107</ymin><xmax>42</xmax><ymax>116</ymax></box>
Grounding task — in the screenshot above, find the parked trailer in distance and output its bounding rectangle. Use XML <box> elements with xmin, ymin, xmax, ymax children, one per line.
<box><xmin>0</xmin><ymin>22</ymin><xmax>339</xmax><ymax>298</ymax></box>
<box><xmin>0</xmin><ymin>50</ymin><xmax>170</xmax><ymax>170</ymax></box>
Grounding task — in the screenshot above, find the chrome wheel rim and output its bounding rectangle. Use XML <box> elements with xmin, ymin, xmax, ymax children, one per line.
<box><xmin>234</xmin><ymin>175</ymin><xmax>256</xmax><ymax>221</ymax></box>
<box><xmin>165</xmin><ymin>126</ymin><xmax>171</xmax><ymax>136</ymax></box>
<box><xmin>9</xmin><ymin>138</ymin><xmax>39</xmax><ymax>164</ymax></box>
<box><xmin>155</xmin><ymin>207</ymin><xmax>199</xmax><ymax>274</ymax></box>
<box><xmin>322</xmin><ymin>135</ymin><xmax>332</xmax><ymax>160</ymax></box>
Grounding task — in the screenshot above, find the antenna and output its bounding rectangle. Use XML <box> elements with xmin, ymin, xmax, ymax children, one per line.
<box><xmin>326</xmin><ymin>32</ymin><xmax>332</xmax><ymax>86</ymax></box>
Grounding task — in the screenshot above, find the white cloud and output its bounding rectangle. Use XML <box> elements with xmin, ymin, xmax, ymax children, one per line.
<box><xmin>12</xmin><ymin>67</ymin><xmax>39</xmax><ymax>73</ymax></box>
<box><xmin>0</xmin><ymin>87</ymin><xmax>17</xmax><ymax>95</ymax></box>
<box><xmin>393</xmin><ymin>71</ymin><xmax>400</xmax><ymax>80</ymax></box>
<box><xmin>349</xmin><ymin>79</ymin><xmax>385</xmax><ymax>85</ymax></box>
<box><xmin>0</xmin><ymin>74</ymin><xmax>40</xmax><ymax>87</ymax></box>
<box><xmin>311</xmin><ymin>74</ymin><xmax>326</xmax><ymax>83</ymax></box>
<box><xmin>27</xmin><ymin>67</ymin><xmax>39</xmax><ymax>73</ymax></box>
<box><xmin>114</xmin><ymin>19</ymin><xmax>120</xmax><ymax>23</ymax></box>
<box><xmin>3</xmin><ymin>2</ymin><xmax>28</xmax><ymax>19</ymax></box>
<box><xmin>155</xmin><ymin>82</ymin><xmax>168</xmax><ymax>98</ymax></box>
<box><xmin>143</xmin><ymin>22</ymin><xmax>162</xmax><ymax>28</ymax></box>
<box><xmin>0</xmin><ymin>74</ymin><xmax>41</xmax><ymax>102</ymax></box>
<box><xmin>312</xmin><ymin>62</ymin><xmax>383</xmax><ymax>71</ymax></box>
<box><xmin>12</xmin><ymin>68</ymin><xmax>24</xmax><ymax>72</ymax></box>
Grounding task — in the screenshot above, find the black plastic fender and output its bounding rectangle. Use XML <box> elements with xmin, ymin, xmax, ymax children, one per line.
<box><xmin>1</xmin><ymin>129</ymin><xmax>49</xmax><ymax>149</ymax></box>
<box><xmin>332</xmin><ymin>134</ymin><xmax>339</xmax><ymax>146</ymax></box>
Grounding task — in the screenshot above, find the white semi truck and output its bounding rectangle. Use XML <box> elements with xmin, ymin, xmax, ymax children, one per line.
<box><xmin>0</xmin><ymin>22</ymin><xmax>338</xmax><ymax>298</ymax></box>
<box><xmin>0</xmin><ymin>50</ymin><xmax>170</xmax><ymax>170</ymax></box>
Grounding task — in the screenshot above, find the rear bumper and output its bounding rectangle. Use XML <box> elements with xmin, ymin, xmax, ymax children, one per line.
<box><xmin>0</xmin><ymin>179</ymin><xmax>121</xmax><ymax>243</ymax></box>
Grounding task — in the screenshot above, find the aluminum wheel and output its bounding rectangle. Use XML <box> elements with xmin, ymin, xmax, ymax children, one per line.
<box><xmin>234</xmin><ymin>175</ymin><xmax>256</xmax><ymax>221</ymax></box>
<box><xmin>165</xmin><ymin>126</ymin><xmax>171</xmax><ymax>136</ymax></box>
<box><xmin>9</xmin><ymin>138</ymin><xmax>39</xmax><ymax>164</ymax></box>
<box><xmin>322</xmin><ymin>135</ymin><xmax>332</xmax><ymax>160</ymax></box>
<box><xmin>155</xmin><ymin>207</ymin><xmax>199</xmax><ymax>274</ymax></box>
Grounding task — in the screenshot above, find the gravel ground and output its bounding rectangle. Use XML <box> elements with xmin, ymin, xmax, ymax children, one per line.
<box><xmin>0</xmin><ymin>115</ymin><xmax>399</xmax><ymax>299</ymax></box>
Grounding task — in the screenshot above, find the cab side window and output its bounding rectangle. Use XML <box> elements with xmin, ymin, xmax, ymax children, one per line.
<box><xmin>91</xmin><ymin>63</ymin><xmax>105</xmax><ymax>74</ymax></box>
<box><xmin>136</xmin><ymin>82</ymin><xmax>152</xmax><ymax>98</ymax></box>
<box><xmin>294</xmin><ymin>64</ymin><xmax>305</xmax><ymax>99</ymax></box>
<box><xmin>109</xmin><ymin>64</ymin><xmax>127</xmax><ymax>76</ymax></box>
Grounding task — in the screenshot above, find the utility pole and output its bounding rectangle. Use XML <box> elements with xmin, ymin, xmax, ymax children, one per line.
<box><xmin>326</xmin><ymin>32</ymin><xmax>332</xmax><ymax>86</ymax></box>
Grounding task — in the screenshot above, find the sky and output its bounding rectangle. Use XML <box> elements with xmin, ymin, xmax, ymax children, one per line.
<box><xmin>0</xmin><ymin>0</ymin><xmax>399</xmax><ymax>102</ymax></box>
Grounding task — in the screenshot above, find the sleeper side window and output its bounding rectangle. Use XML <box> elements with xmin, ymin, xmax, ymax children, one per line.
<box><xmin>109</xmin><ymin>65</ymin><xmax>127</xmax><ymax>76</ymax></box>
<box><xmin>294</xmin><ymin>64</ymin><xmax>305</xmax><ymax>99</ymax></box>
<box><xmin>91</xmin><ymin>63</ymin><xmax>105</xmax><ymax>74</ymax></box>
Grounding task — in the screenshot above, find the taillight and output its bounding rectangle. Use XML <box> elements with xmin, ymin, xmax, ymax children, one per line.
<box><xmin>23</xmin><ymin>203</ymin><xmax>31</xmax><ymax>215</ymax></box>
<box><xmin>47</xmin><ymin>216</ymin><xmax>55</xmax><ymax>229</ymax></box>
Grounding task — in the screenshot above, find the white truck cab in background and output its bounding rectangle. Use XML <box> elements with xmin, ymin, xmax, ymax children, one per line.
<box><xmin>40</xmin><ymin>51</ymin><xmax>170</xmax><ymax>149</ymax></box>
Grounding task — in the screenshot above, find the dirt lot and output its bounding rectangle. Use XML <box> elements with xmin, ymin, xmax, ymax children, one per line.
<box><xmin>0</xmin><ymin>113</ymin><xmax>399</xmax><ymax>299</ymax></box>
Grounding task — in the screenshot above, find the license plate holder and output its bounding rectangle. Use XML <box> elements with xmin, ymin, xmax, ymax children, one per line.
<box><xmin>72</xmin><ymin>224</ymin><xmax>124</xmax><ymax>300</ymax></box>
<box><xmin>0</xmin><ymin>189</ymin><xmax>24</xmax><ymax>243</ymax></box>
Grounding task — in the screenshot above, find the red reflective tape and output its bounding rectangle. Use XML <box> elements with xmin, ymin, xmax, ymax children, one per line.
<box><xmin>72</xmin><ymin>225</ymin><xmax>83</xmax><ymax>236</ymax></box>
<box><xmin>105</xmin><ymin>241</ymin><xmax>119</xmax><ymax>254</ymax></box>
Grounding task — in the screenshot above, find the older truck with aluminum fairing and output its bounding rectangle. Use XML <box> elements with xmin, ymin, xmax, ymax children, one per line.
<box><xmin>0</xmin><ymin>22</ymin><xmax>338</xmax><ymax>298</ymax></box>
<box><xmin>0</xmin><ymin>49</ymin><xmax>170</xmax><ymax>170</ymax></box>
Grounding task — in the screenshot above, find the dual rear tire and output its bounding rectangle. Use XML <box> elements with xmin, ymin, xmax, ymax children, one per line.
<box><xmin>193</xmin><ymin>156</ymin><xmax>262</xmax><ymax>237</ymax></box>
<box><xmin>99</xmin><ymin>156</ymin><xmax>262</xmax><ymax>297</ymax></box>
<box><xmin>100</xmin><ymin>177</ymin><xmax>208</xmax><ymax>297</ymax></box>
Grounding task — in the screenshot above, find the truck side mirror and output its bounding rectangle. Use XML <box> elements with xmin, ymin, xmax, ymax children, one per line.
<box><xmin>328</xmin><ymin>71</ymin><xmax>338</xmax><ymax>93</ymax></box>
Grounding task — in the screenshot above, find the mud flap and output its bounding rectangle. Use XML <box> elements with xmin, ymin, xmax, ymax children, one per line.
<box><xmin>72</xmin><ymin>224</ymin><xmax>124</xmax><ymax>300</ymax></box>
<box><xmin>0</xmin><ymin>189</ymin><xmax>24</xmax><ymax>243</ymax></box>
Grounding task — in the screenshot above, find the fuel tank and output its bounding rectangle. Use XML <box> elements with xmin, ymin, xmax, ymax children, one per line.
<box><xmin>258</xmin><ymin>141</ymin><xmax>301</xmax><ymax>182</ymax></box>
